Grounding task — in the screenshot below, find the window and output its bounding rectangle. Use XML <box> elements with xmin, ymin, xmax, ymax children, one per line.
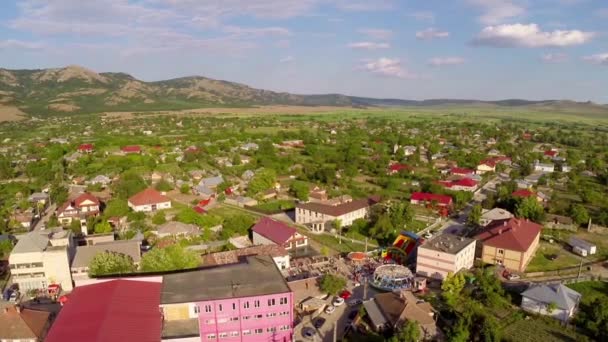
<box><xmin>205</xmin><ymin>319</ymin><xmax>216</xmax><ymax>324</ymax></box>
<box><xmin>267</xmin><ymin>327</ymin><xmax>276</xmax><ymax>333</ymax></box>
<box><xmin>268</xmin><ymin>298</ymin><xmax>276</xmax><ymax>306</ymax></box>
<box><xmin>244</xmin><ymin>301</ymin><xmax>250</xmax><ymax>309</ymax></box>
<box><xmin>254</xmin><ymin>329</ymin><xmax>264</xmax><ymax>334</ymax></box>
<box><xmin>280</xmin><ymin>325</ymin><xmax>291</xmax><ymax>331</ymax></box>
<box><xmin>218</xmin><ymin>304</ymin><xmax>223</xmax><ymax>312</ymax></box>
<box><xmin>232</xmin><ymin>303</ymin><xmax>236</xmax><ymax>310</ymax></box>
<box><xmin>280</xmin><ymin>297</ymin><xmax>288</xmax><ymax>305</ymax></box>
<box><xmin>498</xmin><ymin>249</ymin><xmax>504</xmax><ymax>255</ymax></box>
<box><xmin>242</xmin><ymin>315</ymin><xmax>251</xmax><ymax>320</ymax></box>
<box><xmin>254</xmin><ymin>300</ymin><xmax>260</xmax><ymax>308</ymax></box>
<box><xmin>255</xmin><ymin>314</ymin><xmax>263</xmax><ymax>319</ymax></box>
<box><xmin>219</xmin><ymin>332</ymin><xmax>228</xmax><ymax>339</ymax></box>
<box><xmin>243</xmin><ymin>330</ymin><xmax>251</xmax><ymax>336</ymax></box>
<box><xmin>205</xmin><ymin>305</ymin><xmax>212</xmax><ymax>313</ymax></box>
<box><xmin>194</xmin><ymin>306</ymin><xmax>200</xmax><ymax>314</ymax></box>
<box><xmin>266</xmin><ymin>312</ymin><xmax>277</xmax><ymax>318</ymax></box>
<box><xmin>217</xmin><ymin>318</ymin><xmax>228</xmax><ymax>324</ymax></box>
<box><xmin>207</xmin><ymin>334</ymin><xmax>216</xmax><ymax>339</ymax></box>
<box><xmin>230</xmin><ymin>317</ymin><xmax>239</xmax><ymax>322</ymax></box>
<box><xmin>230</xmin><ymin>331</ymin><xmax>239</xmax><ymax>337</ymax></box>
<box><xmin>279</xmin><ymin>311</ymin><xmax>289</xmax><ymax>316</ymax></box>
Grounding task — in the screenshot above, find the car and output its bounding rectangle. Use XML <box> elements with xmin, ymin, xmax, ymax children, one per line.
<box><xmin>347</xmin><ymin>299</ymin><xmax>362</xmax><ymax>306</ymax></box>
<box><xmin>333</xmin><ymin>297</ymin><xmax>345</xmax><ymax>306</ymax></box>
<box><xmin>302</xmin><ymin>327</ymin><xmax>316</xmax><ymax>339</ymax></box>
<box><xmin>339</xmin><ymin>290</ymin><xmax>352</xmax><ymax>300</ymax></box>
<box><xmin>39</xmin><ymin>223</ymin><xmax>46</xmax><ymax>230</ymax></box>
<box><xmin>507</xmin><ymin>274</ymin><xmax>521</xmax><ymax>280</ymax></box>
<box><xmin>313</xmin><ymin>317</ymin><xmax>326</xmax><ymax>329</ymax></box>
<box><xmin>423</xmin><ymin>233</ymin><xmax>433</xmax><ymax>239</ymax></box>
<box><xmin>324</xmin><ymin>305</ymin><xmax>336</xmax><ymax>314</ymax></box>
<box><xmin>9</xmin><ymin>291</ymin><xmax>19</xmax><ymax>302</ymax></box>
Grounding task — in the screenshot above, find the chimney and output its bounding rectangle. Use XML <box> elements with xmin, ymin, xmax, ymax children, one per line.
<box><xmin>498</xmin><ymin>228</ymin><xmax>503</xmax><ymax>235</ymax></box>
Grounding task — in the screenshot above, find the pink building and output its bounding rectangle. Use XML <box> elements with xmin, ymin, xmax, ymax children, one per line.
<box><xmin>160</xmin><ymin>256</ymin><xmax>294</xmax><ymax>342</ymax></box>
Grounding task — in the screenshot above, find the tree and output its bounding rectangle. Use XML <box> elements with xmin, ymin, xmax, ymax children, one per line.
<box><xmin>388</xmin><ymin>201</ymin><xmax>414</xmax><ymax>230</ymax></box>
<box><xmin>441</xmin><ymin>272</ymin><xmax>466</xmax><ymax>308</ymax></box>
<box><xmin>581</xmin><ymin>297</ymin><xmax>608</xmax><ymax>340</ymax></box>
<box><xmin>289</xmin><ymin>181</ymin><xmax>309</xmax><ymax>201</ymax></box>
<box><xmin>231</xmin><ymin>154</ymin><xmax>241</xmax><ymax>166</ymax></box>
<box><xmin>69</xmin><ymin>219</ymin><xmax>82</xmax><ymax>235</ymax></box>
<box><xmin>369</xmin><ymin>213</ymin><xmax>394</xmax><ymax>240</ymax></box>
<box><xmin>180</xmin><ymin>184</ymin><xmax>191</xmax><ymax>194</ymax></box>
<box><xmin>88</xmin><ymin>251</ymin><xmax>136</xmax><ymax>277</ymax></box>
<box><xmin>0</xmin><ymin>239</ymin><xmax>13</xmax><ymax>258</ymax></box>
<box><xmin>546</xmin><ymin>302</ymin><xmax>557</xmax><ymax>314</ymax></box>
<box><xmin>389</xmin><ymin>320</ymin><xmax>421</xmax><ymax>342</ymax></box>
<box><xmin>247</xmin><ymin>168</ymin><xmax>276</xmax><ymax>196</ymax></box>
<box><xmin>155</xmin><ymin>179</ymin><xmax>174</xmax><ymax>192</ymax></box>
<box><xmin>93</xmin><ymin>221</ymin><xmax>113</xmax><ymax>234</ymax></box>
<box><xmin>114</xmin><ymin>171</ymin><xmax>147</xmax><ymax>199</ymax></box>
<box><xmin>140</xmin><ymin>244</ymin><xmax>200</xmax><ymax>272</ymax></box>
<box><xmin>515</xmin><ymin>197</ymin><xmax>545</xmax><ymax>222</ymax></box>
<box><xmin>467</xmin><ymin>204</ymin><xmax>482</xmax><ymax>227</ymax></box>
<box><xmin>569</xmin><ymin>204</ymin><xmax>589</xmax><ymax>226</ymax></box>
<box><xmin>103</xmin><ymin>199</ymin><xmax>130</xmax><ymax>218</ymax></box>
<box><xmin>152</xmin><ymin>211</ymin><xmax>167</xmax><ymax>225</ymax></box>
<box><xmin>318</xmin><ymin>274</ymin><xmax>346</xmax><ymax>295</ymax></box>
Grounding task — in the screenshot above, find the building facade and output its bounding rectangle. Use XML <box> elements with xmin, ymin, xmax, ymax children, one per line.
<box><xmin>128</xmin><ymin>188</ymin><xmax>172</xmax><ymax>212</ymax></box>
<box><xmin>295</xmin><ymin>197</ymin><xmax>379</xmax><ymax>233</ymax></box>
<box><xmin>416</xmin><ymin>234</ymin><xmax>476</xmax><ymax>280</ymax></box>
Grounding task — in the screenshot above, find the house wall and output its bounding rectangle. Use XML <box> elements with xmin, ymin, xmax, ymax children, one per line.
<box><xmin>9</xmin><ymin>248</ymin><xmax>72</xmax><ymax>291</ymax></box>
<box><xmin>521</xmin><ymin>297</ymin><xmax>571</xmax><ymax>321</ymax></box>
<box><xmin>194</xmin><ymin>292</ymin><xmax>293</xmax><ymax>342</ymax></box>
<box><xmin>42</xmin><ymin>249</ymin><xmax>73</xmax><ymax>291</ymax></box>
<box><xmin>336</xmin><ymin>208</ymin><xmax>368</xmax><ymax>227</ymax></box>
<box><xmin>520</xmin><ymin>233</ymin><xmax>540</xmax><ymax>271</ymax></box>
<box><xmin>129</xmin><ymin>201</ymin><xmax>172</xmax><ymax>212</ymax></box>
<box><xmin>480</xmin><ymin>245</ymin><xmax>523</xmax><ymax>271</ymax></box>
<box><xmin>416</xmin><ymin>241</ymin><xmax>476</xmax><ymax>280</ymax></box>
<box><xmin>252</xmin><ymin>232</ymin><xmax>276</xmax><ymax>247</ymax></box>
<box><xmin>295</xmin><ymin>208</ymin><xmax>336</xmax><ymax>226</ymax></box>
<box><xmin>273</xmin><ymin>255</ymin><xmax>290</xmax><ymax>270</ymax></box>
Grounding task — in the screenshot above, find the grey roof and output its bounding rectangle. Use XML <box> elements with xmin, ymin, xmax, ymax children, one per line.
<box><xmin>420</xmin><ymin>234</ymin><xmax>475</xmax><ymax>254</ymax></box>
<box><xmin>28</xmin><ymin>192</ymin><xmax>49</xmax><ymax>201</ymax></box>
<box><xmin>521</xmin><ymin>284</ymin><xmax>581</xmax><ymax>311</ymax></box>
<box><xmin>481</xmin><ymin>208</ymin><xmax>514</xmax><ymax>222</ymax></box>
<box><xmin>200</xmin><ymin>175</ymin><xmax>223</xmax><ymax>188</ymax></box>
<box><xmin>161</xmin><ymin>255</ymin><xmax>290</xmax><ymax>304</ymax></box>
<box><xmin>11</xmin><ymin>232</ymin><xmax>50</xmax><ymax>254</ymax></box>
<box><xmin>71</xmin><ymin>240</ymin><xmax>141</xmax><ymax>269</ymax></box>
<box><xmin>194</xmin><ymin>185</ymin><xmax>214</xmax><ymax>196</ymax></box>
<box><xmin>156</xmin><ymin>222</ymin><xmax>200</xmax><ymax>236</ymax></box>
<box><xmin>363</xmin><ymin>300</ymin><xmax>388</xmax><ymax>328</ymax></box>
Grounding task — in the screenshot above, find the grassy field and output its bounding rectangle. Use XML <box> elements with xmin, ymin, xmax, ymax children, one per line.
<box><xmin>567</xmin><ymin>281</ymin><xmax>608</xmax><ymax>303</ymax></box>
<box><xmin>306</xmin><ymin>233</ymin><xmax>371</xmax><ymax>253</ymax></box>
<box><xmin>526</xmin><ymin>241</ymin><xmax>582</xmax><ymax>272</ymax></box>
<box><xmin>502</xmin><ymin>316</ymin><xmax>584</xmax><ymax>342</ymax></box>
<box><xmin>253</xmin><ymin>200</ymin><xmax>295</xmax><ymax>214</ymax></box>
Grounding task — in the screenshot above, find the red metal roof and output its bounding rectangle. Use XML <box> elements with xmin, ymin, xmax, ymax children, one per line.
<box><xmin>128</xmin><ymin>188</ymin><xmax>170</xmax><ymax>206</ymax></box>
<box><xmin>544</xmin><ymin>150</ymin><xmax>558</xmax><ymax>157</ymax></box>
<box><xmin>74</xmin><ymin>192</ymin><xmax>100</xmax><ymax>207</ymax></box>
<box><xmin>251</xmin><ymin>217</ymin><xmax>297</xmax><ymax>245</ymax></box>
<box><xmin>193</xmin><ymin>206</ymin><xmax>206</xmax><ymax>214</ymax></box>
<box><xmin>512</xmin><ymin>189</ymin><xmax>535</xmax><ymax>198</ymax></box>
<box><xmin>121</xmin><ymin>145</ymin><xmax>142</xmax><ymax>153</ymax></box>
<box><xmin>389</xmin><ymin>163</ymin><xmax>412</xmax><ymax>172</ymax></box>
<box><xmin>450</xmin><ymin>167</ymin><xmax>474</xmax><ymax>175</ymax></box>
<box><xmin>410</xmin><ymin>192</ymin><xmax>452</xmax><ymax>205</ymax></box>
<box><xmin>77</xmin><ymin>143</ymin><xmax>93</xmax><ymax>152</ymax></box>
<box><xmin>45</xmin><ymin>280</ymin><xmax>162</xmax><ymax>342</ymax></box>
<box><xmin>474</xmin><ymin>218</ymin><xmax>541</xmax><ymax>252</ymax></box>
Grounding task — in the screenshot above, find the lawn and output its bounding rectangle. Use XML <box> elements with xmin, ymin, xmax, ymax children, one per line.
<box><xmin>307</xmin><ymin>233</ymin><xmax>371</xmax><ymax>254</ymax></box>
<box><xmin>502</xmin><ymin>316</ymin><xmax>585</xmax><ymax>342</ymax></box>
<box><xmin>207</xmin><ymin>204</ymin><xmax>260</xmax><ymax>220</ymax></box>
<box><xmin>253</xmin><ymin>199</ymin><xmax>295</xmax><ymax>214</ymax></box>
<box><xmin>526</xmin><ymin>241</ymin><xmax>582</xmax><ymax>273</ymax></box>
<box><xmin>406</xmin><ymin>219</ymin><xmax>428</xmax><ymax>233</ymax></box>
<box><xmin>567</xmin><ymin>281</ymin><xmax>608</xmax><ymax>304</ymax></box>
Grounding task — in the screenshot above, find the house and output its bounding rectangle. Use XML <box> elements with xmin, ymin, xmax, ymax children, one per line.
<box><xmin>410</xmin><ymin>192</ymin><xmax>452</xmax><ymax>207</ymax></box>
<box><xmin>128</xmin><ymin>188</ymin><xmax>171</xmax><ymax>212</ymax></box>
<box><xmin>202</xmin><ymin>244</ymin><xmax>290</xmax><ymax>270</ymax></box>
<box><xmin>0</xmin><ymin>305</ymin><xmax>52</xmax><ymax>342</ymax></box>
<box><xmin>159</xmin><ymin>255</ymin><xmax>293</xmax><ymax>342</ymax></box>
<box><xmin>155</xmin><ymin>221</ymin><xmax>200</xmax><ymax>239</ymax></box>
<box><xmin>520</xmin><ymin>284</ymin><xmax>581</xmax><ymax>322</ymax></box>
<box><xmin>364</xmin><ymin>291</ymin><xmax>438</xmax><ymax>339</ymax></box>
<box><xmin>480</xmin><ymin>208</ymin><xmax>514</xmax><ymax>227</ymax></box>
<box><xmin>561</xmin><ymin>164</ymin><xmax>572</xmax><ymax>173</ymax></box>
<box><xmin>281</xmin><ymin>139</ymin><xmax>304</xmax><ymax>148</ymax></box>
<box><xmin>241</xmin><ymin>170</ymin><xmax>255</xmax><ymax>181</ymax></box>
<box><xmin>438</xmin><ymin>178</ymin><xmax>478</xmax><ymax>192</ymax></box>
<box><xmin>568</xmin><ymin>237</ymin><xmax>597</xmax><ymax>256</ymax></box>
<box><xmin>450</xmin><ymin>167</ymin><xmax>475</xmax><ymax>177</ymax></box>
<box><xmin>121</xmin><ymin>145</ymin><xmax>142</xmax><ymax>154</ymax></box>
<box><xmin>56</xmin><ymin>193</ymin><xmax>101</xmax><ymax>232</ymax></box>
<box><xmin>45</xmin><ymin>279</ymin><xmax>162</xmax><ymax>342</ymax></box>
<box><xmin>240</xmin><ymin>142</ymin><xmax>259</xmax><ymax>151</ymax></box>
<box><xmin>11</xmin><ymin>211</ymin><xmax>34</xmax><ymax>230</ymax></box>
<box><xmin>88</xmin><ymin>175</ymin><xmax>112</xmax><ymax>187</ymax></box>
<box><xmin>28</xmin><ymin>192</ymin><xmax>50</xmax><ymax>207</ymax></box>
<box><xmin>474</xmin><ymin>218</ymin><xmax>541</xmax><ymax>272</ymax></box>
<box><xmin>544</xmin><ymin>214</ymin><xmax>574</xmax><ymax>230</ymax></box>
<box><xmin>393</xmin><ymin>144</ymin><xmax>416</xmax><ymax>156</ymax></box>
<box><xmin>476</xmin><ymin>160</ymin><xmax>496</xmax><ymax>174</ymax></box>
<box><xmin>388</xmin><ymin>163</ymin><xmax>412</xmax><ymax>175</ymax></box>
<box><xmin>309</xmin><ymin>186</ymin><xmax>328</xmax><ymax>202</ymax></box>
<box><xmin>512</xmin><ymin>189</ymin><xmax>544</xmax><ymax>203</ymax></box>
<box><xmin>295</xmin><ymin>196</ymin><xmax>380</xmax><ymax>233</ymax></box>
<box><xmin>224</xmin><ymin>196</ymin><xmax>258</xmax><ymax>208</ymax></box>
<box><xmin>416</xmin><ymin>234</ymin><xmax>476</xmax><ymax>280</ymax></box>
<box><xmin>70</xmin><ymin>240</ymin><xmax>142</xmax><ymax>283</ymax></box>
<box><xmin>543</xmin><ymin>150</ymin><xmax>558</xmax><ymax>158</ymax></box>
<box><xmin>534</xmin><ymin>161</ymin><xmax>555</xmax><ymax>173</ymax></box>
<box><xmin>252</xmin><ymin>217</ymin><xmax>308</xmax><ymax>250</ymax></box>
<box><xmin>77</xmin><ymin>143</ymin><xmax>94</xmax><ymax>153</ymax></box>
<box><xmin>8</xmin><ymin>230</ymin><xmax>74</xmax><ymax>291</ymax></box>
<box><xmin>194</xmin><ymin>175</ymin><xmax>224</xmax><ymax>197</ymax></box>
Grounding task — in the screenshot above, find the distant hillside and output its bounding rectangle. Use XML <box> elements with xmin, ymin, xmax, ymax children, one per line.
<box><xmin>0</xmin><ymin>65</ymin><xmax>606</xmax><ymax>116</ymax></box>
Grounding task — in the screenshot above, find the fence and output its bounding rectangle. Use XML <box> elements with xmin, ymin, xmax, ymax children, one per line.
<box><xmin>588</xmin><ymin>224</ymin><xmax>608</xmax><ymax>234</ymax></box>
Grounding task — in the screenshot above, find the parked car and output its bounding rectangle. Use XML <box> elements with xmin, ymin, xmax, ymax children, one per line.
<box><xmin>2</xmin><ymin>289</ymin><xmax>12</xmax><ymax>301</ymax></box>
<box><xmin>348</xmin><ymin>310</ymin><xmax>358</xmax><ymax>320</ymax></box>
<box><xmin>324</xmin><ymin>305</ymin><xmax>336</xmax><ymax>314</ymax></box>
<box><xmin>507</xmin><ymin>274</ymin><xmax>520</xmax><ymax>280</ymax></box>
<box><xmin>9</xmin><ymin>291</ymin><xmax>19</xmax><ymax>302</ymax></box>
<box><xmin>333</xmin><ymin>297</ymin><xmax>345</xmax><ymax>306</ymax></box>
<box><xmin>302</xmin><ymin>327</ymin><xmax>316</xmax><ymax>339</ymax></box>
<box><xmin>313</xmin><ymin>317</ymin><xmax>326</xmax><ymax>329</ymax></box>
<box><xmin>339</xmin><ymin>290</ymin><xmax>352</xmax><ymax>300</ymax></box>
<box><xmin>347</xmin><ymin>299</ymin><xmax>362</xmax><ymax>306</ymax></box>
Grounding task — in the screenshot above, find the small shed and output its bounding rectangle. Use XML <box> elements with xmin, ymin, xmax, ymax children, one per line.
<box><xmin>568</xmin><ymin>237</ymin><xmax>596</xmax><ymax>256</ymax></box>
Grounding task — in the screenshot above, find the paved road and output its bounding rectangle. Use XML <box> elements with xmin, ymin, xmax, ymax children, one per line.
<box><xmin>31</xmin><ymin>203</ymin><xmax>56</xmax><ymax>232</ymax></box>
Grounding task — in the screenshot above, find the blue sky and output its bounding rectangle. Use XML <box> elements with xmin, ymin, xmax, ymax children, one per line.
<box><xmin>0</xmin><ymin>0</ymin><xmax>607</xmax><ymax>102</ymax></box>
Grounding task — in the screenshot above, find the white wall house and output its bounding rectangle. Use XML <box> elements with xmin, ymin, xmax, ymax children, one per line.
<box><xmin>295</xmin><ymin>197</ymin><xmax>378</xmax><ymax>234</ymax></box>
<box><xmin>534</xmin><ymin>162</ymin><xmax>555</xmax><ymax>173</ymax></box>
<box><xmin>521</xmin><ymin>284</ymin><xmax>581</xmax><ymax>322</ymax></box>
<box><xmin>128</xmin><ymin>188</ymin><xmax>172</xmax><ymax>212</ymax></box>
<box><xmin>416</xmin><ymin>234</ymin><xmax>476</xmax><ymax>280</ymax></box>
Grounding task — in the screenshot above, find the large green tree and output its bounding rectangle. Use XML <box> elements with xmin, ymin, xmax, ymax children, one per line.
<box><xmin>318</xmin><ymin>274</ymin><xmax>346</xmax><ymax>296</ymax></box>
<box><xmin>289</xmin><ymin>181</ymin><xmax>309</xmax><ymax>201</ymax></box>
<box><xmin>140</xmin><ymin>244</ymin><xmax>200</xmax><ymax>272</ymax></box>
<box><xmin>93</xmin><ymin>221</ymin><xmax>113</xmax><ymax>234</ymax></box>
<box><xmin>247</xmin><ymin>168</ymin><xmax>277</xmax><ymax>196</ymax></box>
<box><xmin>467</xmin><ymin>204</ymin><xmax>482</xmax><ymax>227</ymax></box>
<box><xmin>388</xmin><ymin>320</ymin><xmax>421</xmax><ymax>342</ymax></box>
<box><xmin>88</xmin><ymin>251</ymin><xmax>136</xmax><ymax>277</ymax></box>
<box><xmin>515</xmin><ymin>197</ymin><xmax>545</xmax><ymax>222</ymax></box>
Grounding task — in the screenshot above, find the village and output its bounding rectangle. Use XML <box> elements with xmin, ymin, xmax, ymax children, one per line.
<box><xmin>0</xmin><ymin>113</ymin><xmax>607</xmax><ymax>342</ymax></box>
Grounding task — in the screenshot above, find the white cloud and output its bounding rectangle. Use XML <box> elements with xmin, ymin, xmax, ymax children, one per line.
<box><xmin>334</xmin><ymin>0</ymin><xmax>394</xmax><ymax>11</ymax></box>
<box><xmin>222</xmin><ymin>26</ymin><xmax>291</xmax><ymax>37</ymax></box>
<box><xmin>280</xmin><ymin>56</ymin><xmax>295</xmax><ymax>63</ymax></box>
<box><xmin>428</xmin><ymin>57</ymin><xmax>466</xmax><ymax>67</ymax></box>
<box><xmin>407</xmin><ymin>11</ymin><xmax>435</xmax><ymax>23</ymax></box>
<box><xmin>0</xmin><ymin>39</ymin><xmax>45</xmax><ymax>50</ymax></box>
<box><xmin>467</xmin><ymin>0</ymin><xmax>526</xmax><ymax>25</ymax></box>
<box><xmin>415</xmin><ymin>28</ymin><xmax>449</xmax><ymax>40</ymax></box>
<box><xmin>358</xmin><ymin>28</ymin><xmax>393</xmax><ymax>40</ymax></box>
<box><xmin>359</xmin><ymin>58</ymin><xmax>415</xmax><ymax>78</ymax></box>
<box><xmin>473</xmin><ymin>23</ymin><xmax>594</xmax><ymax>47</ymax></box>
<box><xmin>348</xmin><ymin>42</ymin><xmax>391</xmax><ymax>50</ymax></box>
<box><xmin>541</xmin><ymin>53</ymin><xmax>568</xmax><ymax>63</ymax></box>
<box><xmin>583</xmin><ymin>53</ymin><xmax>608</xmax><ymax>66</ymax></box>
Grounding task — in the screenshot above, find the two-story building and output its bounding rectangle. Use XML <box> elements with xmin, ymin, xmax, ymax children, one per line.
<box><xmin>295</xmin><ymin>196</ymin><xmax>379</xmax><ymax>233</ymax></box>
<box><xmin>56</xmin><ymin>193</ymin><xmax>101</xmax><ymax>231</ymax></box>
<box><xmin>251</xmin><ymin>217</ymin><xmax>307</xmax><ymax>251</ymax></box>
<box><xmin>416</xmin><ymin>234</ymin><xmax>476</xmax><ymax>280</ymax></box>
<box><xmin>160</xmin><ymin>256</ymin><xmax>294</xmax><ymax>342</ymax></box>
<box><xmin>8</xmin><ymin>230</ymin><xmax>74</xmax><ymax>291</ymax></box>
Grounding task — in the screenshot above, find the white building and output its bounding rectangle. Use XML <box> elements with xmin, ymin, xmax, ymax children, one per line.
<box><xmin>9</xmin><ymin>230</ymin><xmax>75</xmax><ymax>291</ymax></box>
<box><xmin>534</xmin><ymin>161</ymin><xmax>555</xmax><ymax>173</ymax></box>
<box><xmin>295</xmin><ymin>196</ymin><xmax>379</xmax><ymax>233</ymax></box>
<box><xmin>521</xmin><ymin>284</ymin><xmax>581</xmax><ymax>322</ymax></box>
<box><xmin>127</xmin><ymin>188</ymin><xmax>172</xmax><ymax>212</ymax></box>
<box><xmin>416</xmin><ymin>234</ymin><xmax>476</xmax><ymax>280</ymax></box>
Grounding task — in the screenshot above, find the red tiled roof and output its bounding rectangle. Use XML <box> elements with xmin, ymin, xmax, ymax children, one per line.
<box><xmin>410</xmin><ymin>192</ymin><xmax>452</xmax><ymax>205</ymax></box>
<box><xmin>193</xmin><ymin>206</ymin><xmax>206</xmax><ymax>214</ymax></box>
<box><xmin>450</xmin><ymin>167</ymin><xmax>474</xmax><ymax>175</ymax></box>
<box><xmin>512</xmin><ymin>189</ymin><xmax>535</xmax><ymax>198</ymax></box>
<box><xmin>479</xmin><ymin>159</ymin><xmax>497</xmax><ymax>167</ymax></box>
<box><xmin>474</xmin><ymin>218</ymin><xmax>541</xmax><ymax>252</ymax></box>
<box><xmin>45</xmin><ymin>280</ymin><xmax>162</xmax><ymax>342</ymax></box>
<box><xmin>544</xmin><ymin>150</ymin><xmax>558</xmax><ymax>157</ymax></box>
<box><xmin>74</xmin><ymin>193</ymin><xmax>100</xmax><ymax>207</ymax></box>
<box><xmin>440</xmin><ymin>178</ymin><xmax>478</xmax><ymax>188</ymax></box>
<box><xmin>389</xmin><ymin>163</ymin><xmax>412</xmax><ymax>172</ymax></box>
<box><xmin>128</xmin><ymin>188</ymin><xmax>170</xmax><ymax>206</ymax></box>
<box><xmin>77</xmin><ymin>144</ymin><xmax>93</xmax><ymax>152</ymax></box>
<box><xmin>0</xmin><ymin>306</ymin><xmax>50</xmax><ymax>340</ymax></box>
<box><xmin>252</xmin><ymin>217</ymin><xmax>297</xmax><ymax>245</ymax></box>
<box><xmin>121</xmin><ymin>145</ymin><xmax>141</xmax><ymax>153</ymax></box>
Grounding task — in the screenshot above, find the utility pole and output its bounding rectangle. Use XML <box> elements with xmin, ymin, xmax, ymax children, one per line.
<box><xmin>333</xmin><ymin>322</ymin><xmax>337</xmax><ymax>342</ymax></box>
<box><xmin>365</xmin><ymin>237</ymin><xmax>368</xmax><ymax>253</ymax></box>
<box><xmin>577</xmin><ymin>255</ymin><xmax>584</xmax><ymax>282</ymax></box>
<box><xmin>363</xmin><ymin>277</ymin><xmax>368</xmax><ymax>299</ymax></box>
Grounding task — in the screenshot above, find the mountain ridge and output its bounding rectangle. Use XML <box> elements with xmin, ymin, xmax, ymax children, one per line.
<box><xmin>0</xmin><ymin>65</ymin><xmax>605</xmax><ymax>115</ymax></box>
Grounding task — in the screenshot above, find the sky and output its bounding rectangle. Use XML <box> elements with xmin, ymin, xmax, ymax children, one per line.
<box><xmin>0</xmin><ymin>0</ymin><xmax>607</xmax><ymax>102</ymax></box>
